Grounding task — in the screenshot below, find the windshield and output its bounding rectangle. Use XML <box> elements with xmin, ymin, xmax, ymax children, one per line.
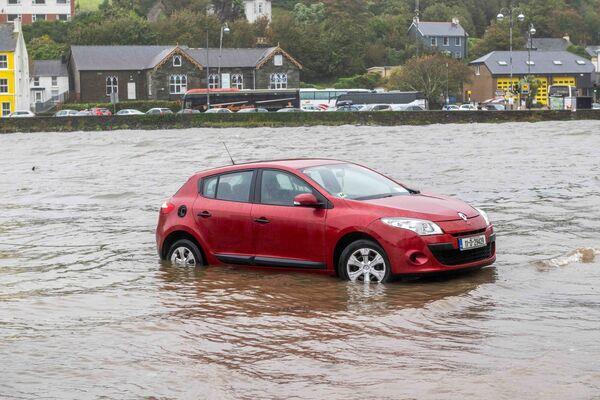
<box><xmin>302</xmin><ymin>163</ymin><xmax>409</xmax><ymax>200</ymax></box>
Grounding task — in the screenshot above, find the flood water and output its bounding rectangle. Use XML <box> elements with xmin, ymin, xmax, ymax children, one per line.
<box><xmin>1</xmin><ymin>121</ymin><xmax>599</xmax><ymax>399</ymax></box>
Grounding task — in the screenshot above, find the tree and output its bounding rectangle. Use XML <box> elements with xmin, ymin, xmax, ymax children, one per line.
<box><xmin>470</xmin><ymin>21</ymin><xmax>526</xmax><ymax>59</ymax></box>
<box><xmin>292</xmin><ymin>2</ymin><xmax>325</xmax><ymax>24</ymax></box>
<box><xmin>334</xmin><ymin>72</ymin><xmax>382</xmax><ymax>89</ymax></box>
<box><xmin>386</xmin><ymin>54</ymin><xmax>472</xmax><ymax>106</ymax></box>
<box><xmin>28</xmin><ymin>35</ymin><xmax>68</xmax><ymax>60</ymax></box>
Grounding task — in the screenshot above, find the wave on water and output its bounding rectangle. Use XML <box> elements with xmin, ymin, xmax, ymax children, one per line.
<box><xmin>533</xmin><ymin>247</ymin><xmax>600</xmax><ymax>269</ymax></box>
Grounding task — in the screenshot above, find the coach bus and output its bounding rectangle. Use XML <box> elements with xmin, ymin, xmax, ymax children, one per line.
<box><xmin>548</xmin><ymin>85</ymin><xmax>577</xmax><ymax>110</ymax></box>
<box><xmin>182</xmin><ymin>88</ymin><xmax>300</xmax><ymax>111</ymax></box>
<box><xmin>299</xmin><ymin>88</ymin><xmax>371</xmax><ymax>110</ymax></box>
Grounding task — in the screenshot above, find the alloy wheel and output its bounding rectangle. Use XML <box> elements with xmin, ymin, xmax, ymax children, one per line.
<box><xmin>170</xmin><ymin>246</ymin><xmax>197</xmax><ymax>267</ymax></box>
<box><xmin>346</xmin><ymin>248</ymin><xmax>386</xmax><ymax>283</ymax></box>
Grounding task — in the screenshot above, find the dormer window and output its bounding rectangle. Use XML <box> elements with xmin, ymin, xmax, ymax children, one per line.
<box><xmin>553</xmin><ymin>60</ymin><xmax>562</xmax><ymax>65</ymax></box>
<box><xmin>173</xmin><ymin>55</ymin><xmax>182</xmax><ymax>67</ymax></box>
<box><xmin>525</xmin><ymin>61</ymin><xmax>534</xmax><ymax>65</ymax></box>
<box><xmin>497</xmin><ymin>61</ymin><xmax>508</xmax><ymax>66</ymax></box>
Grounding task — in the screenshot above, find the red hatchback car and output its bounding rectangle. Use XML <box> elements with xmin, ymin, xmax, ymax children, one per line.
<box><xmin>156</xmin><ymin>159</ymin><xmax>495</xmax><ymax>283</ymax></box>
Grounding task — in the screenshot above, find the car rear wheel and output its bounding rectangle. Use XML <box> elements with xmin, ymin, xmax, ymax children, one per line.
<box><xmin>338</xmin><ymin>240</ymin><xmax>391</xmax><ymax>283</ymax></box>
<box><xmin>167</xmin><ymin>239</ymin><xmax>203</xmax><ymax>268</ymax></box>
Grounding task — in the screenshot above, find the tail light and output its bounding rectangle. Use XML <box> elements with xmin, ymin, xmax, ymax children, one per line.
<box><xmin>160</xmin><ymin>201</ymin><xmax>175</xmax><ymax>214</ymax></box>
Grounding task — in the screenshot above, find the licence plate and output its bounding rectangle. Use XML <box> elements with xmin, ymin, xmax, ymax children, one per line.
<box><xmin>458</xmin><ymin>234</ymin><xmax>487</xmax><ymax>251</ymax></box>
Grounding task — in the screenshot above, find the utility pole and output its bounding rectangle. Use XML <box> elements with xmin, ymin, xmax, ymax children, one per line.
<box><xmin>205</xmin><ymin>28</ymin><xmax>210</xmax><ymax>109</ymax></box>
<box><xmin>414</xmin><ymin>0</ymin><xmax>420</xmax><ymax>57</ymax></box>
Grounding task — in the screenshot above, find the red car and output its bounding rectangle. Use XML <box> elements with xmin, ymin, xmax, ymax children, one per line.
<box><xmin>156</xmin><ymin>159</ymin><xmax>495</xmax><ymax>283</ymax></box>
<box><xmin>89</xmin><ymin>107</ymin><xmax>112</xmax><ymax>116</ymax></box>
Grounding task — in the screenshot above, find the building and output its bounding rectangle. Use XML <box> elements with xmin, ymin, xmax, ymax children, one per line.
<box><xmin>30</xmin><ymin>59</ymin><xmax>69</xmax><ymax>112</ymax></box>
<box><xmin>408</xmin><ymin>18</ymin><xmax>468</xmax><ymax>59</ymax></box>
<box><xmin>0</xmin><ymin>0</ymin><xmax>73</xmax><ymax>24</ymax></box>
<box><xmin>244</xmin><ymin>0</ymin><xmax>271</xmax><ymax>23</ymax></box>
<box><xmin>0</xmin><ymin>21</ymin><xmax>29</xmax><ymax>117</ymax></box>
<box><xmin>585</xmin><ymin>45</ymin><xmax>599</xmax><ymax>74</ymax></box>
<box><xmin>465</xmin><ymin>51</ymin><xmax>595</xmax><ymax>105</ymax></box>
<box><xmin>68</xmin><ymin>45</ymin><xmax>302</xmax><ymax>102</ymax></box>
<box><xmin>530</xmin><ymin>37</ymin><xmax>572</xmax><ymax>52</ymax></box>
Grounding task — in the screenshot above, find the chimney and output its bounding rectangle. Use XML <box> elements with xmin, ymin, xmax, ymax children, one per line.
<box><xmin>451</xmin><ymin>17</ymin><xmax>459</xmax><ymax>26</ymax></box>
<box><xmin>13</xmin><ymin>18</ymin><xmax>21</xmax><ymax>34</ymax></box>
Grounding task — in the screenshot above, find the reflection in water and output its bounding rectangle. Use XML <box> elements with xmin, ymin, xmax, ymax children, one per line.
<box><xmin>1</xmin><ymin>122</ymin><xmax>600</xmax><ymax>399</ymax></box>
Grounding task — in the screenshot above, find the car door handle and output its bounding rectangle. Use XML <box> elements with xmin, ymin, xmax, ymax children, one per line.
<box><xmin>254</xmin><ymin>217</ymin><xmax>270</xmax><ymax>224</ymax></box>
<box><xmin>197</xmin><ymin>211</ymin><xmax>212</xmax><ymax>218</ymax></box>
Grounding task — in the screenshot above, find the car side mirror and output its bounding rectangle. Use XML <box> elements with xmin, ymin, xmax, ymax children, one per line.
<box><xmin>293</xmin><ymin>193</ymin><xmax>321</xmax><ymax>207</ymax></box>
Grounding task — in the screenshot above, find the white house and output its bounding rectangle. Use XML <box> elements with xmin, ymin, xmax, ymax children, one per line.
<box><xmin>244</xmin><ymin>0</ymin><xmax>271</xmax><ymax>23</ymax></box>
<box><xmin>0</xmin><ymin>0</ymin><xmax>73</xmax><ymax>24</ymax></box>
<box><xmin>30</xmin><ymin>59</ymin><xmax>68</xmax><ymax>112</ymax></box>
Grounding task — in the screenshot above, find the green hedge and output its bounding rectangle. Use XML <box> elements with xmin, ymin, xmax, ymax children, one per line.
<box><xmin>1</xmin><ymin>110</ymin><xmax>600</xmax><ymax>134</ymax></box>
<box><xmin>59</xmin><ymin>100</ymin><xmax>181</xmax><ymax>112</ymax></box>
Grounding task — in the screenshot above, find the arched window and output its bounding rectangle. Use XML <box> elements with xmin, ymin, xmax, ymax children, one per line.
<box><xmin>169</xmin><ymin>74</ymin><xmax>187</xmax><ymax>94</ymax></box>
<box><xmin>231</xmin><ymin>74</ymin><xmax>243</xmax><ymax>89</ymax></box>
<box><xmin>208</xmin><ymin>74</ymin><xmax>220</xmax><ymax>89</ymax></box>
<box><xmin>173</xmin><ymin>55</ymin><xmax>182</xmax><ymax>67</ymax></box>
<box><xmin>105</xmin><ymin>76</ymin><xmax>118</xmax><ymax>95</ymax></box>
<box><xmin>269</xmin><ymin>73</ymin><xmax>287</xmax><ymax>90</ymax></box>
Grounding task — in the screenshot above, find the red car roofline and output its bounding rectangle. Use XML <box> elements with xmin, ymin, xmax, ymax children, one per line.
<box><xmin>193</xmin><ymin>158</ymin><xmax>348</xmax><ymax>176</ymax></box>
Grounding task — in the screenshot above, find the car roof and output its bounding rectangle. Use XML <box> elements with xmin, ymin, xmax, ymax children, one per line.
<box><xmin>195</xmin><ymin>158</ymin><xmax>347</xmax><ymax>176</ymax></box>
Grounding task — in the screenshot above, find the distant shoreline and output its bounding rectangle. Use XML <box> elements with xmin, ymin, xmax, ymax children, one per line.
<box><xmin>1</xmin><ymin>110</ymin><xmax>599</xmax><ymax>134</ymax></box>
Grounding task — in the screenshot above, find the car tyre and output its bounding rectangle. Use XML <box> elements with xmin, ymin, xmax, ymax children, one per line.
<box><xmin>167</xmin><ymin>239</ymin><xmax>203</xmax><ymax>268</ymax></box>
<box><xmin>338</xmin><ymin>239</ymin><xmax>391</xmax><ymax>283</ymax></box>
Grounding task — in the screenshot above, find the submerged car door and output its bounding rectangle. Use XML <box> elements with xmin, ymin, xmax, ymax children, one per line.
<box><xmin>251</xmin><ymin>169</ymin><xmax>327</xmax><ymax>268</ymax></box>
<box><xmin>193</xmin><ymin>170</ymin><xmax>256</xmax><ymax>263</ymax></box>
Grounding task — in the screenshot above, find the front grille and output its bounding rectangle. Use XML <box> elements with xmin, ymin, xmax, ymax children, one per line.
<box><xmin>450</xmin><ymin>228</ymin><xmax>486</xmax><ymax>237</ymax></box>
<box><xmin>428</xmin><ymin>242</ymin><xmax>494</xmax><ymax>266</ymax></box>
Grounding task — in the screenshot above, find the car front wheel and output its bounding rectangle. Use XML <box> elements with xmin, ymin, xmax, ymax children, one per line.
<box><xmin>338</xmin><ymin>239</ymin><xmax>391</xmax><ymax>283</ymax></box>
<box><xmin>167</xmin><ymin>239</ymin><xmax>203</xmax><ymax>268</ymax></box>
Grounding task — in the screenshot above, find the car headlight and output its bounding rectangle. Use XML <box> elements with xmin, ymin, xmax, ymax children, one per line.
<box><xmin>474</xmin><ymin>207</ymin><xmax>491</xmax><ymax>226</ymax></box>
<box><xmin>381</xmin><ymin>217</ymin><xmax>443</xmax><ymax>235</ymax></box>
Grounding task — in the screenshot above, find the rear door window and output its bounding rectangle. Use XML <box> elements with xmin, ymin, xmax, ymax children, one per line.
<box><xmin>216</xmin><ymin>171</ymin><xmax>254</xmax><ymax>202</ymax></box>
<box><xmin>202</xmin><ymin>176</ymin><xmax>218</xmax><ymax>198</ymax></box>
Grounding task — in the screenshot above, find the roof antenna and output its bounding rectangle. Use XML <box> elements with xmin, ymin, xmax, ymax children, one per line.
<box><xmin>223</xmin><ymin>142</ymin><xmax>235</xmax><ymax>165</ymax></box>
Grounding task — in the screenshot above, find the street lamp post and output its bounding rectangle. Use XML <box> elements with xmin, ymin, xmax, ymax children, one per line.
<box><xmin>205</xmin><ymin>28</ymin><xmax>210</xmax><ymax>109</ymax></box>
<box><xmin>528</xmin><ymin>24</ymin><xmax>536</xmax><ymax>75</ymax></box>
<box><xmin>445</xmin><ymin>62</ymin><xmax>449</xmax><ymax>105</ymax></box>
<box><xmin>497</xmin><ymin>7</ymin><xmax>525</xmax><ymax>95</ymax></box>
<box><xmin>217</xmin><ymin>23</ymin><xmax>230</xmax><ymax>87</ymax></box>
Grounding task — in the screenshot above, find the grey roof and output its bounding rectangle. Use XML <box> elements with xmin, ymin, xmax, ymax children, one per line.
<box><xmin>412</xmin><ymin>21</ymin><xmax>467</xmax><ymax>37</ymax></box>
<box><xmin>585</xmin><ymin>45</ymin><xmax>600</xmax><ymax>57</ymax></box>
<box><xmin>186</xmin><ymin>47</ymin><xmax>276</xmax><ymax>68</ymax></box>
<box><xmin>470</xmin><ymin>51</ymin><xmax>594</xmax><ymax>75</ymax></box>
<box><xmin>0</xmin><ymin>23</ymin><xmax>17</xmax><ymax>52</ymax></box>
<box><xmin>530</xmin><ymin>38</ymin><xmax>571</xmax><ymax>51</ymax></box>
<box><xmin>71</xmin><ymin>45</ymin><xmax>175</xmax><ymax>70</ymax></box>
<box><xmin>70</xmin><ymin>45</ymin><xmax>279</xmax><ymax>71</ymax></box>
<box><xmin>32</xmin><ymin>60</ymin><xmax>68</xmax><ymax>77</ymax></box>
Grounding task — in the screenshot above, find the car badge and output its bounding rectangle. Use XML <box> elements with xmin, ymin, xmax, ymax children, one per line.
<box><xmin>458</xmin><ymin>212</ymin><xmax>468</xmax><ymax>221</ymax></box>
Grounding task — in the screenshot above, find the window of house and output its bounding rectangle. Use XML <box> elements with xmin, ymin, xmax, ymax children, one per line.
<box><xmin>0</xmin><ymin>55</ymin><xmax>7</xmax><ymax>69</ymax></box>
<box><xmin>454</xmin><ymin>52</ymin><xmax>461</xmax><ymax>59</ymax></box>
<box><xmin>208</xmin><ymin>74</ymin><xmax>219</xmax><ymax>89</ymax></box>
<box><xmin>525</xmin><ymin>61</ymin><xmax>535</xmax><ymax>65</ymax></box>
<box><xmin>475</xmin><ymin>65</ymin><xmax>480</xmax><ymax>75</ymax></box>
<box><xmin>430</xmin><ymin>37</ymin><xmax>437</xmax><ymax>46</ymax></box>
<box><xmin>269</xmin><ymin>73</ymin><xmax>287</xmax><ymax>90</ymax></box>
<box><xmin>56</xmin><ymin>0</ymin><xmax>66</xmax><ymax>3</ymax></box>
<box><xmin>2</xmin><ymin>102</ymin><xmax>10</xmax><ymax>116</ymax></box>
<box><xmin>51</xmin><ymin>88</ymin><xmax>59</xmax><ymax>101</ymax></box>
<box><xmin>7</xmin><ymin>14</ymin><xmax>20</xmax><ymax>21</ymax></box>
<box><xmin>443</xmin><ymin>37</ymin><xmax>449</xmax><ymax>46</ymax></box>
<box><xmin>33</xmin><ymin>0</ymin><xmax>45</xmax><ymax>5</ymax></box>
<box><xmin>8</xmin><ymin>0</ymin><xmax>20</xmax><ymax>5</ymax></box>
<box><xmin>0</xmin><ymin>79</ymin><xmax>8</xmax><ymax>93</ymax></box>
<box><xmin>169</xmin><ymin>74</ymin><xmax>187</xmax><ymax>94</ymax></box>
<box><xmin>231</xmin><ymin>74</ymin><xmax>243</xmax><ymax>89</ymax></box>
<box><xmin>576</xmin><ymin>60</ymin><xmax>586</xmax><ymax>65</ymax></box>
<box><xmin>258</xmin><ymin>2</ymin><xmax>263</xmax><ymax>14</ymax></box>
<box><xmin>58</xmin><ymin>14</ymin><xmax>69</xmax><ymax>21</ymax></box>
<box><xmin>105</xmin><ymin>76</ymin><xmax>118</xmax><ymax>95</ymax></box>
<box><xmin>33</xmin><ymin>14</ymin><xmax>46</xmax><ymax>22</ymax></box>
<box><xmin>51</xmin><ymin>76</ymin><xmax>58</xmax><ymax>86</ymax></box>
<box><xmin>173</xmin><ymin>55</ymin><xmax>182</xmax><ymax>67</ymax></box>
<box><xmin>274</xmin><ymin>54</ymin><xmax>283</xmax><ymax>66</ymax></box>
<box><xmin>148</xmin><ymin>79</ymin><xmax>152</xmax><ymax>96</ymax></box>
<box><xmin>33</xmin><ymin>77</ymin><xmax>40</xmax><ymax>86</ymax></box>
<box><xmin>498</xmin><ymin>61</ymin><xmax>508</xmax><ymax>66</ymax></box>
<box><xmin>553</xmin><ymin>60</ymin><xmax>563</xmax><ymax>65</ymax></box>
<box><xmin>455</xmin><ymin>37</ymin><xmax>461</xmax><ymax>46</ymax></box>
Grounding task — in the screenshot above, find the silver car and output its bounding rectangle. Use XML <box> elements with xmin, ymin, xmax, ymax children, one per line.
<box><xmin>116</xmin><ymin>109</ymin><xmax>145</xmax><ymax>115</ymax></box>
<box><xmin>54</xmin><ymin>109</ymin><xmax>79</xmax><ymax>117</ymax></box>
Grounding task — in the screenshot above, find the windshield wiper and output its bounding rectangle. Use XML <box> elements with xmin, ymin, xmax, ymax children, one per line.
<box><xmin>355</xmin><ymin>193</ymin><xmax>395</xmax><ymax>201</ymax></box>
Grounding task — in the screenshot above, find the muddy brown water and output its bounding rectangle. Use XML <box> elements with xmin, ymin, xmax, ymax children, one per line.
<box><xmin>1</xmin><ymin>122</ymin><xmax>599</xmax><ymax>399</ymax></box>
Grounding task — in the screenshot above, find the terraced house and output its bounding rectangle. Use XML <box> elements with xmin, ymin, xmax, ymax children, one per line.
<box><xmin>0</xmin><ymin>21</ymin><xmax>29</xmax><ymax>117</ymax></box>
<box><xmin>68</xmin><ymin>45</ymin><xmax>302</xmax><ymax>102</ymax></box>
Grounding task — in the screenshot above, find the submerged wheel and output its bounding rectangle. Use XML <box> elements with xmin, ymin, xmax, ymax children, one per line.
<box><xmin>338</xmin><ymin>240</ymin><xmax>391</xmax><ymax>283</ymax></box>
<box><xmin>167</xmin><ymin>239</ymin><xmax>203</xmax><ymax>267</ymax></box>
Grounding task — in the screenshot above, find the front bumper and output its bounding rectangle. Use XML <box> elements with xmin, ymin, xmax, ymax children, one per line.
<box><xmin>370</xmin><ymin>216</ymin><xmax>496</xmax><ymax>275</ymax></box>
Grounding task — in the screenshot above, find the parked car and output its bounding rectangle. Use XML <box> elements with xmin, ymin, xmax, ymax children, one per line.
<box><xmin>53</xmin><ymin>109</ymin><xmax>79</xmax><ymax>117</ymax></box>
<box><xmin>459</xmin><ymin>104</ymin><xmax>477</xmax><ymax>111</ymax></box>
<box><xmin>204</xmin><ymin>108</ymin><xmax>232</xmax><ymax>114</ymax></box>
<box><xmin>592</xmin><ymin>103</ymin><xmax>600</xmax><ymax>110</ymax></box>
<box><xmin>442</xmin><ymin>105</ymin><xmax>459</xmax><ymax>111</ymax></box>
<box><xmin>75</xmin><ymin>110</ymin><xmax>93</xmax><ymax>116</ymax></box>
<box><xmin>178</xmin><ymin>108</ymin><xmax>202</xmax><ymax>114</ymax></box>
<box><xmin>301</xmin><ymin>104</ymin><xmax>324</xmax><ymax>112</ymax></box>
<box><xmin>156</xmin><ymin>159</ymin><xmax>495</xmax><ymax>283</ymax></box>
<box><xmin>147</xmin><ymin>108</ymin><xmax>174</xmax><ymax>115</ymax></box>
<box><xmin>9</xmin><ymin>110</ymin><xmax>35</xmax><ymax>118</ymax></box>
<box><xmin>481</xmin><ymin>104</ymin><xmax>505</xmax><ymax>111</ymax></box>
<box><xmin>89</xmin><ymin>107</ymin><xmax>112</xmax><ymax>116</ymax></box>
<box><xmin>116</xmin><ymin>109</ymin><xmax>144</xmax><ymax>115</ymax></box>
<box><xmin>403</xmin><ymin>105</ymin><xmax>425</xmax><ymax>111</ymax></box>
<box><xmin>335</xmin><ymin>105</ymin><xmax>362</xmax><ymax>112</ymax></box>
<box><xmin>237</xmin><ymin>108</ymin><xmax>268</xmax><ymax>113</ymax></box>
<box><xmin>360</xmin><ymin>104</ymin><xmax>392</xmax><ymax>112</ymax></box>
<box><xmin>276</xmin><ymin>107</ymin><xmax>302</xmax><ymax>112</ymax></box>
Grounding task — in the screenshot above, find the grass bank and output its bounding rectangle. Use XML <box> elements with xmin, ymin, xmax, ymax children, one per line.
<box><xmin>1</xmin><ymin>110</ymin><xmax>600</xmax><ymax>134</ymax></box>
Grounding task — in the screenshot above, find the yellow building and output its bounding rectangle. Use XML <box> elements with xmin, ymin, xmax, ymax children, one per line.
<box><xmin>0</xmin><ymin>21</ymin><xmax>30</xmax><ymax>117</ymax></box>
